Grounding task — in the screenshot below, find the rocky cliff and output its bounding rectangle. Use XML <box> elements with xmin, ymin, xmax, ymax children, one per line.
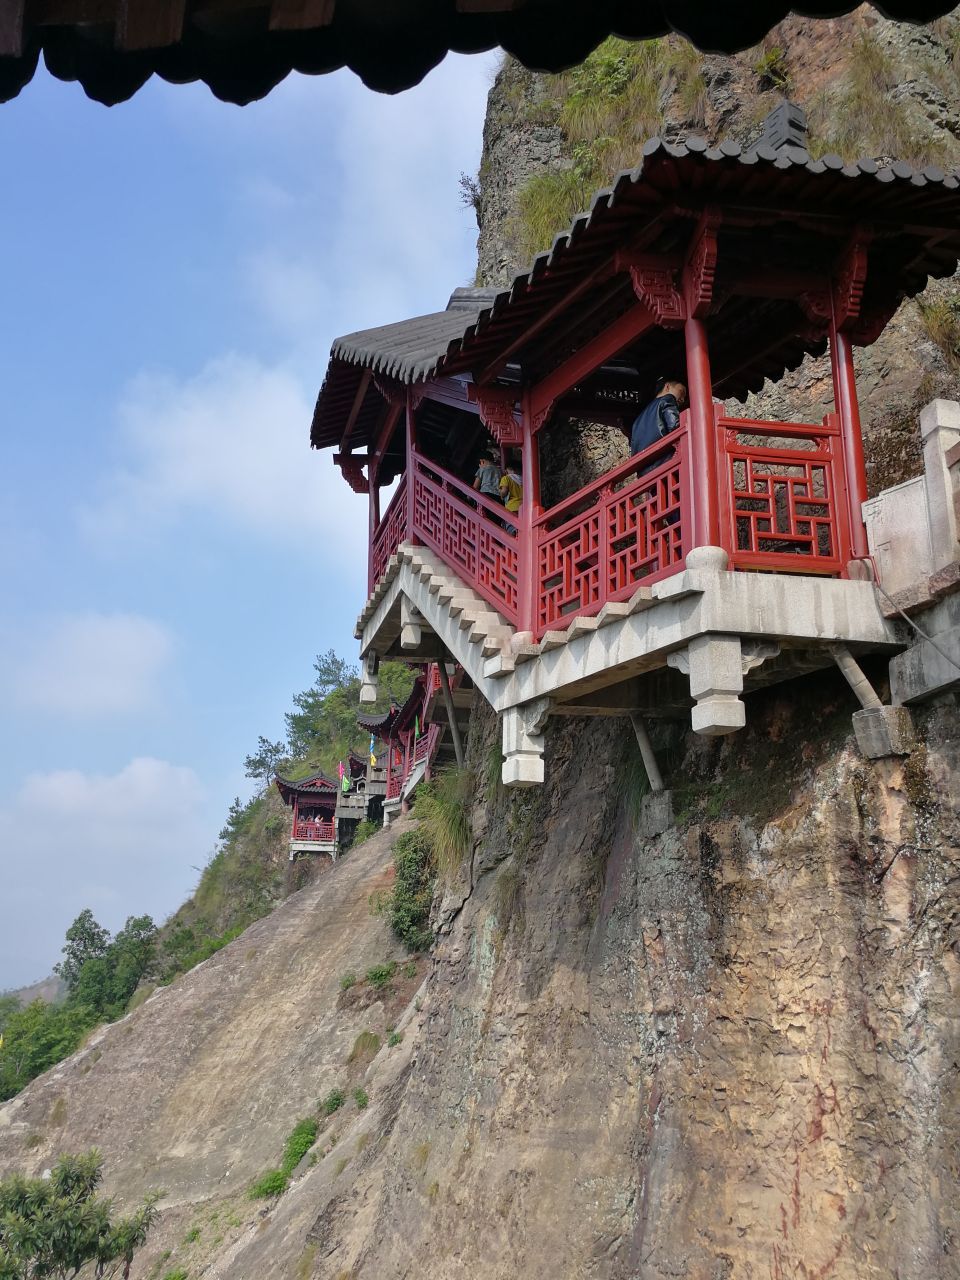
<box><xmin>2</xmin><ymin>12</ymin><xmax>960</xmax><ymax>1280</ymax></box>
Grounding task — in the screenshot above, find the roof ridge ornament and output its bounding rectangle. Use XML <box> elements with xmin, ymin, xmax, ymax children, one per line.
<box><xmin>759</xmin><ymin>101</ymin><xmax>808</xmax><ymax>154</ymax></box>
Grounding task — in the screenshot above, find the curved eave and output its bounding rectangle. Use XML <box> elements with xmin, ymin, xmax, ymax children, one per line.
<box><xmin>4</xmin><ymin>4</ymin><xmax>955</xmax><ymax>106</ymax></box>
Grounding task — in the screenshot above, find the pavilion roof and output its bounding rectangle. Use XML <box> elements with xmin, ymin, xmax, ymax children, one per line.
<box><xmin>2</xmin><ymin>3</ymin><xmax>949</xmax><ymax>106</ymax></box>
<box><xmin>356</xmin><ymin>673</ymin><xmax>426</xmax><ymax>737</ymax></box>
<box><xmin>312</xmin><ymin>135</ymin><xmax>960</xmax><ymax>443</ymax></box>
<box><xmin>274</xmin><ymin>770</ymin><xmax>338</xmax><ymax>806</ymax></box>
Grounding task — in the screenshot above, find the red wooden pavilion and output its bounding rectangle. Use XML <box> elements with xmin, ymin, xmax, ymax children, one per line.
<box><xmin>274</xmin><ymin>770</ymin><xmax>338</xmax><ymax>857</ymax></box>
<box><xmin>314</xmin><ymin>134</ymin><xmax>960</xmax><ymax>642</ymax></box>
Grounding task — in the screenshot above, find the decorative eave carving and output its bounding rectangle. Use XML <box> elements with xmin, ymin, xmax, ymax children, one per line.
<box><xmin>682</xmin><ymin>208</ymin><xmax>721</xmax><ymax>319</ymax></box>
<box><xmin>333</xmin><ymin>452</ymin><xmax>369</xmax><ymax>494</ymax></box>
<box><xmin>476</xmin><ymin>386</ymin><xmax>522</xmax><ymax>445</ymax></box>
<box><xmin>799</xmin><ymin>232</ymin><xmax>871</xmax><ymax>332</ymax></box>
<box><xmin>630</xmin><ymin>265</ymin><xmax>686</xmax><ymax>328</ymax></box>
<box><xmin>832</xmin><ymin>235</ymin><xmax>870</xmax><ymax>329</ymax></box>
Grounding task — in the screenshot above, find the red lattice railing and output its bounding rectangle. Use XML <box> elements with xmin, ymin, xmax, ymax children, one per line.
<box><xmin>413</xmin><ymin>721</ymin><xmax>441</xmax><ymax>765</ymax></box>
<box><xmin>370</xmin><ymin>482</ymin><xmax>408</xmax><ymax>591</ymax></box>
<box><xmin>411</xmin><ymin>457</ymin><xmax>520</xmax><ymax>623</ymax></box>
<box><xmin>534</xmin><ymin>427</ymin><xmax>690</xmax><ymax>634</ymax></box>
<box><xmin>718</xmin><ymin>412</ymin><xmax>850</xmax><ymax>575</ymax></box>
<box><xmin>292</xmin><ymin>819</ymin><xmax>335</xmax><ymax>841</ymax></box>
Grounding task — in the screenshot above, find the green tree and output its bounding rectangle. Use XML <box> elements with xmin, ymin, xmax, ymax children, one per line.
<box><xmin>0</xmin><ymin>1150</ymin><xmax>158</xmax><ymax>1279</ymax></box>
<box><xmin>0</xmin><ymin>1001</ymin><xmax>94</xmax><ymax>1102</ymax></box>
<box><xmin>243</xmin><ymin>736</ymin><xmax>288</xmax><ymax>787</ymax></box>
<box><xmin>54</xmin><ymin>910</ymin><xmax>109</xmax><ymax>992</ymax></box>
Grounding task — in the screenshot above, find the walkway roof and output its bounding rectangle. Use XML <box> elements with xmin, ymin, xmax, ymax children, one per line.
<box><xmin>1</xmin><ymin>2</ymin><xmax>953</xmax><ymax>105</ymax></box>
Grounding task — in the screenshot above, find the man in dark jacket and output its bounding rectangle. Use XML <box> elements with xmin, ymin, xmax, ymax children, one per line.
<box><xmin>630</xmin><ymin>379</ymin><xmax>687</xmax><ymax>457</ymax></box>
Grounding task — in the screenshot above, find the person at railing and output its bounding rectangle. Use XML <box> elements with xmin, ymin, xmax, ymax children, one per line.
<box><xmin>499</xmin><ymin>455</ymin><xmax>523</xmax><ymax>533</ymax></box>
<box><xmin>473</xmin><ymin>448</ymin><xmax>504</xmax><ymax>503</ymax></box>
<box><xmin>630</xmin><ymin>378</ymin><xmax>687</xmax><ymax>460</ymax></box>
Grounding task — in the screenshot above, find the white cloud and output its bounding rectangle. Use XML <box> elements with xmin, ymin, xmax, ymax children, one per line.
<box><xmin>5</xmin><ymin>612</ymin><xmax>174</xmax><ymax>717</ymax></box>
<box><xmin>241</xmin><ymin>52</ymin><xmax>495</xmax><ymax>344</ymax></box>
<box><xmin>0</xmin><ymin>758</ymin><xmax>210</xmax><ymax>990</ymax></box>
<box><xmin>79</xmin><ymin>353</ymin><xmax>365</xmax><ymax>552</ymax></box>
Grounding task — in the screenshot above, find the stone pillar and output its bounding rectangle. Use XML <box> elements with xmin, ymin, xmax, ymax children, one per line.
<box><xmin>669</xmin><ymin>634</ymin><xmax>747</xmax><ymax>735</ymax></box>
<box><xmin>920</xmin><ymin>398</ymin><xmax>960</xmax><ymax>571</ymax></box>
<box><xmin>400</xmin><ymin>595</ymin><xmax>422</xmax><ymax>650</ymax></box>
<box><xmin>359</xmin><ymin>651</ymin><xmax>380</xmax><ymax>704</ymax></box>
<box><xmin>502</xmin><ymin>697</ymin><xmax>551</xmax><ymax>786</ymax></box>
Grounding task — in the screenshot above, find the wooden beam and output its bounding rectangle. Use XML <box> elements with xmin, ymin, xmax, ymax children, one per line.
<box><xmin>340</xmin><ymin>368</ymin><xmax>372</xmax><ymax>453</ymax></box>
<box><xmin>0</xmin><ymin>0</ymin><xmax>24</xmax><ymax>57</ymax></box>
<box><xmin>269</xmin><ymin>0</ymin><xmax>335</xmax><ymax>29</ymax></box>
<box><xmin>528</xmin><ymin>303</ymin><xmax>655</xmax><ymax>427</ymax></box>
<box><xmin>476</xmin><ymin>212</ymin><xmax>670</xmax><ymax>387</ymax></box>
<box><xmin>116</xmin><ymin>0</ymin><xmax>186</xmax><ymax>49</ymax></box>
<box><xmin>419</xmin><ymin>376</ymin><xmax>478</xmax><ymax>413</ymax></box>
<box><xmin>370</xmin><ymin>400</ymin><xmax>402</xmax><ymax>484</ymax></box>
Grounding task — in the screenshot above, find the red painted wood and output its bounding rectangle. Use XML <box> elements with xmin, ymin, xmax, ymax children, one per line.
<box><xmin>411</xmin><ymin>454</ymin><xmax>520</xmax><ymax>622</ymax></box>
<box><xmin>830</xmin><ymin>321</ymin><xmax>869</xmax><ymax>561</ymax></box>
<box><xmin>405</xmin><ymin>391</ymin><xmax>420</xmax><ymax>549</ymax></box>
<box><xmin>292</xmin><ymin>819</ymin><xmax>336</xmax><ymax>841</ymax></box>
<box><xmin>528</xmin><ymin>303</ymin><xmax>655</xmax><ymax>426</ymax></box>
<box><xmin>683</xmin><ymin>315</ymin><xmax>721</xmax><ymax>548</ymax></box>
<box><xmin>534</xmin><ymin>424</ymin><xmax>691</xmax><ymax>633</ymax></box>
<box><xmin>716</xmin><ymin>411</ymin><xmax>850</xmax><ymax>575</ymax></box>
<box><xmin>518</xmin><ymin>392</ymin><xmax>540</xmax><ymax>633</ymax></box>
<box><xmin>370</xmin><ymin>481</ymin><xmax>408</xmax><ymax>590</ymax></box>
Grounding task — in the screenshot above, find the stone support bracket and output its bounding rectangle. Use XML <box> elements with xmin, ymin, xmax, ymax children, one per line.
<box><xmin>502</xmin><ymin>697</ymin><xmax>552</xmax><ymax>787</ymax></box>
<box><xmin>668</xmin><ymin>634</ymin><xmax>778</xmax><ymax>736</ymax></box>
<box><xmin>400</xmin><ymin>595</ymin><xmax>423</xmax><ymax>651</ymax></box>
<box><xmin>359</xmin><ymin>651</ymin><xmax>380</xmax><ymax>705</ymax></box>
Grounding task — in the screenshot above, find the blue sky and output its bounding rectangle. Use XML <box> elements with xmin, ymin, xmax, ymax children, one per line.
<box><xmin>0</xmin><ymin>50</ymin><xmax>497</xmax><ymax>988</ymax></box>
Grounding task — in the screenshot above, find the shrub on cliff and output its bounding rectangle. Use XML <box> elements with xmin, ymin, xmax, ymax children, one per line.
<box><xmin>0</xmin><ymin>1150</ymin><xmax>158</xmax><ymax>1278</ymax></box>
<box><xmin>389</xmin><ymin>830</ymin><xmax>436</xmax><ymax>952</ymax></box>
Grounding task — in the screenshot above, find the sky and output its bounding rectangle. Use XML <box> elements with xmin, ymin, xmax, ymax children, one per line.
<box><xmin>0</xmin><ymin>48</ymin><xmax>498</xmax><ymax>990</ymax></box>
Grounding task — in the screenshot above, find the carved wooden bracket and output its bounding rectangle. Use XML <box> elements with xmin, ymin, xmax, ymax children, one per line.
<box><xmin>476</xmin><ymin>386</ymin><xmax>522</xmax><ymax>445</ymax></box>
<box><xmin>333</xmin><ymin>453</ymin><xmax>369</xmax><ymax>494</ymax></box>
<box><xmin>630</xmin><ymin>265</ymin><xmax>686</xmax><ymax>328</ymax></box>
<box><xmin>799</xmin><ymin>233</ymin><xmax>870</xmax><ymax>332</ymax></box>
<box><xmin>833</xmin><ymin>235</ymin><xmax>870</xmax><ymax>329</ymax></box>
<box><xmin>682</xmin><ymin>208</ymin><xmax>721</xmax><ymax>319</ymax></box>
<box><xmin>530</xmin><ymin>401</ymin><xmax>555</xmax><ymax>434</ymax></box>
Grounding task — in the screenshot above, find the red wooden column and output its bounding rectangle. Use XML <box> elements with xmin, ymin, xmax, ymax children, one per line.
<box><xmin>829</xmin><ymin>316</ymin><xmax>869</xmax><ymax>561</ymax></box>
<box><xmin>683</xmin><ymin>316</ymin><xmax>721</xmax><ymax>550</ymax></box>
<box><xmin>405</xmin><ymin>389</ymin><xmax>420</xmax><ymax>547</ymax></box>
<box><xmin>367</xmin><ymin>458</ymin><xmax>380</xmax><ymax>594</ymax></box>
<box><xmin>518</xmin><ymin>390</ymin><xmax>543</xmax><ymax>635</ymax></box>
<box><xmin>292</xmin><ymin>796</ymin><xmax>299</xmax><ymax>839</ymax></box>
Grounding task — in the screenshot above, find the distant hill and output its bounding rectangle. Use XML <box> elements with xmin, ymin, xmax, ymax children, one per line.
<box><xmin>3</xmin><ymin>975</ymin><xmax>65</xmax><ymax>1007</ymax></box>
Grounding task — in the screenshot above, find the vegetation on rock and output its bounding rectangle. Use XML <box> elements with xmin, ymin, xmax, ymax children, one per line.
<box><xmin>0</xmin><ymin>1150</ymin><xmax>158</xmax><ymax>1278</ymax></box>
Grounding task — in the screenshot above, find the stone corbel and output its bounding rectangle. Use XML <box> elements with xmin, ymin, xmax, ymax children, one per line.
<box><xmin>359</xmin><ymin>651</ymin><xmax>380</xmax><ymax>705</ymax></box>
<box><xmin>400</xmin><ymin>595</ymin><xmax>422</xmax><ymax>651</ymax></box>
<box><xmin>502</xmin><ymin>696</ymin><xmax>552</xmax><ymax>787</ymax></box>
<box><xmin>668</xmin><ymin>635</ymin><xmax>778</xmax><ymax>736</ymax></box>
<box><xmin>476</xmin><ymin>386</ymin><xmax>522</xmax><ymax>446</ymax></box>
